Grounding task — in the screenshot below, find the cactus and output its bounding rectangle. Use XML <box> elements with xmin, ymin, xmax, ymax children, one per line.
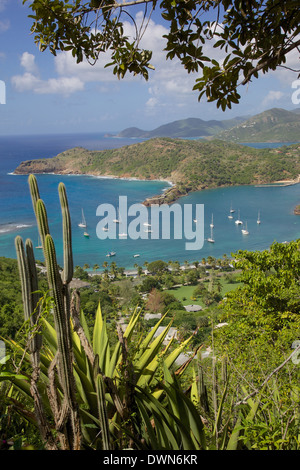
<box><xmin>28</xmin><ymin>173</ymin><xmax>41</xmax><ymax>216</ymax></box>
<box><xmin>15</xmin><ymin>175</ymin><xmax>81</xmax><ymax>449</ymax></box>
<box><xmin>58</xmin><ymin>182</ymin><xmax>73</xmax><ymax>284</ymax></box>
<box><xmin>197</xmin><ymin>360</ymin><xmax>210</xmax><ymax>414</ymax></box>
<box><xmin>15</xmin><ymin>235</ymin><xmax>58</xmax><ymax>449</ymax></box>
<box><xmin>15</xmin><ymin>236</ymin><xmax>41</xmax><ymax>360</ymax></box>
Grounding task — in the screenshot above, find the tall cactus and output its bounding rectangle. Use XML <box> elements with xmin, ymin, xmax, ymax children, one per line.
<box><xmin>15</xmin><ymin>235</ymin><xmax>57</xmax><ymax>449</ymax></box>
<box><xmin>15</xmin><ymin>175</ymin><xmax>81</xmax><ymax>449</ymax></box>
<box><xmin>15</xmin><ymin>236</ymin><xmax>41</xmax><ymax>361</ymax></box>
<box><xmin>59</xmin><ymin>182</ymin><xmax>73</xmax><ymax>284</ymax></box>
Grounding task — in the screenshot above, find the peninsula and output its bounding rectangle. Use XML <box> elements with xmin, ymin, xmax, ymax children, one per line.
<box><xmin>14</xmin><ymin>138</ymin><xmax>300</xmax><ymax>205</ymax></box>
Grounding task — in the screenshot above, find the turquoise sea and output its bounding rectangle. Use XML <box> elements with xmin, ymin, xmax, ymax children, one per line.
<box><xmin>0</xmin><ymin>133</ymin><xmax>299</xmax><ymax>270</ymax></box>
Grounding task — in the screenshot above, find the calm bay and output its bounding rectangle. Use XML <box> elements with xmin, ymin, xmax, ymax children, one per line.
<box><xmin>0</xmin><ymin>133</ymin><xmax>299</xmax><ymax>269</ymax></box>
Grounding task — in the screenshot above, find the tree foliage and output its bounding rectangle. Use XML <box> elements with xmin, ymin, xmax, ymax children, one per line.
<box><xmin>25</xmin><ymin>0</ymin><xmax>300</xmax><ymax>110</ymax></box>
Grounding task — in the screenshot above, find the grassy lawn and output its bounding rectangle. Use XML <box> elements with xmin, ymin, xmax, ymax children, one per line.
<box><xmin>166</xmin><ymin>275</ymin><xmax>242</xmax><ymax>307</ymax></box>
<box><xmin>218</xmin><ymin>276</ymin><xmax>242</xmax><ymax>295</ymax></box>
<box><xmin>166</xmin><ymin>285</ymin><xmax>205</xmax><ymax>307</ymax></box>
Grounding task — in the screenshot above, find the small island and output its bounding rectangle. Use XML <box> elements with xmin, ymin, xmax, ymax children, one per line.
<box><xmin>14</xmin><ymin>138</ymin><xmax>300</xmax><ymax>205</ymax></box>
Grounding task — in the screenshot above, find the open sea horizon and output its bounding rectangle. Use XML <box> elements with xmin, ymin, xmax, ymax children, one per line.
<box><xmin>1</xmin><ymin>132</ymin><xmax>300</xmax><ymax>270</ymax></box>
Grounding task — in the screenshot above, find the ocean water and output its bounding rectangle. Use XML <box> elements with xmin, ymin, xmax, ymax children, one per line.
<box><xmin>0</xmin><ymin>133</ymin><xmax>299</xmax><ymax>270</ymax></box>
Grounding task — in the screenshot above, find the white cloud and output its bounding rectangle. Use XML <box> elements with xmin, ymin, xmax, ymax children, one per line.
<box><xmin>20</xmin><ymin>52</ymin><xmax>38</xmax><ymax>74</ymax></box>
<box><xmin>12</xmin><ymin>52</ymin><xmax>85</xmax><ymax>96</ymax></box>
<box><xmin>11</xmin><ymin>72</ymin><xmax>40</xmax><ymax>92</ymax></box>
<box><xmin>12</xmin><ymin>72</ymin><xmax>84</xmax><ymax>95</ymax></box>
<box><xmin>262</xmin><ymin>90</ymin><xmax>285</xmax><ymax>107</ymax></box>
<box><xmin>36</xmin><ymin>76</ymin><xmax>84</xmax><ymax>95</ymax></box>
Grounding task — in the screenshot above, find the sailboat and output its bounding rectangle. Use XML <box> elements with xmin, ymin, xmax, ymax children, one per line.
<box><xmin>230</xmin><ymin>203</ymin><xmax>235</xmax><ymax>213</ymax></box>
<box><xmin>235</xmin><ymin>209</ymin><xmax>243</xmax><ymax>225</ymax></box>
<box><xmin>241</xmin><ymin>222</ymin><xmax>249</xmax><ymax>235</ymax></box>
<box><xmin>257</xmin><ymin>211</ymin><xmax>261</xmax><ymax>224</ymax></box>
<box><xmin>36</xmin><ymin>236</ymin><xmax>43</xmax><ymax>249</ymax></box>
<box><xmin>210</xmin><ymin>214</ymin><xmax>214</xmax><ymax>228</ymax></box>
<box><xmin>207</xmin><ymin>225</ymin><xmax>215</xmax><ymax>243</ymax></box>
<box><xmin>113</xmin><ymin>208</ymin><xmax>120</xmax><ymax>224</ymax></box>
<box><xmin>78</xmin><ymin>209</ymin><xmax>87</xmax><ymax>228</ymax></box>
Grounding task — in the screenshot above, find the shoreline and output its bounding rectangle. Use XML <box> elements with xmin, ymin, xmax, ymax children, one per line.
<box><xmin>11</xmin><ymin>169</ymin><xmax>175</xmax><ymax>188</ymax></box>
<box><xmin>11</xmin><ymin>168</ymin><xmax>300</xmax><ymax>208</ymax></box>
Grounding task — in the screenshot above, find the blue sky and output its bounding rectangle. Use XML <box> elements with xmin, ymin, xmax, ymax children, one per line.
<box><xmin>0</xmin><ymin>0</ymin><xmax>300</xmax><ymax>135</ymax></box>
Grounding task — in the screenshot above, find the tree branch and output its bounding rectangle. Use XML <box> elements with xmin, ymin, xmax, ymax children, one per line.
<box><xmin>234</xmin><ymin>342</ymin><xmax>300</xmax><ymax>407</ymax></box>
<box><xmin>241</xmin><ymin>38</ymin><xmax>300</xmax><ymax>85</ymax></box>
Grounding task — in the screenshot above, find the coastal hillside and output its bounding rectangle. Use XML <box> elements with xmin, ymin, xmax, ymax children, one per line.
<box><xmin>216</xmin><ymin>108</ymin><xmax>300</xmax><ymax>143</ymax></box>
<box><xmin>14</xmin><ymin>138</ymin><xmax>300</xmax><ymax>204</ymax></box>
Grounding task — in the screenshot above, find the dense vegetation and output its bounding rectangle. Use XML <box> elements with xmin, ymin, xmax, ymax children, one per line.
<box><xmin>217</xmin><ymin>108</ymin><xmax>300</xmax><ymax>143</ymax></box>
<box><xmin>14</xmin><ymin>138</ymin><xmax>300</xmax><ymax>204</ymax></box>
<box><xmin>1</xmin><ymin>239</ymin><xmax>300</xmax><ymax>450</ymax></box>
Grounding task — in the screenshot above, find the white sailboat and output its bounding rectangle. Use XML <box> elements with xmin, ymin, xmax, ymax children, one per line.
<box><xmin>257</xmin><ymin>211</ymin><xmax>261</xmax><ymax>224</ymax></box>
<box><xmin>235</xmin><ymin>209</ymin><xmax>243</xmax><ymax>225</ymax></box>
<box><xmin>230</xmin><ymin>202</ymin><xmax>235</xmax><ymax>213</ymax></box>
<box><xmin>78</xmin><ymin>209</ymin><xmax>87</xmax><ymax>228</ymax></box>
<box><xmin>36</xmin><ymin>236</ymin><xmax>43</xmax><ymax>249</ymax></box>
<box><xmin>241</xmin><ymin>222</ymin><xmax>249</xmax><ymax>235</ymax></box>
<box><xmin>113</xmin><ymin>208</ymin><xmax>121</xmax><ymax>224</ymax></box>
<box><xmin>207</xmin><ymin>225</ymin><xmax>215</xmax><ymax>243</ymax></box>
<box><xmin>210</xmin><ymin>214</ymin><xmax>214</xmax><ymax>228</ymax></box>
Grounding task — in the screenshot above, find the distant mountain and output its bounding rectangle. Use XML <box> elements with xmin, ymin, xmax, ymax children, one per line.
<box><xmin>215</xmin><ymin>108</ymin><xmax>300</xmax><ymax>143</ymax></box>
<box><xmin>117</xmin><ymin>116</ymin><xmax>248</xmax><ymax>139</ymax></box>
<box><xmin>117</xmin><ymin>108</ymin><xmax>300</xmax><ymax>142</ymax></box>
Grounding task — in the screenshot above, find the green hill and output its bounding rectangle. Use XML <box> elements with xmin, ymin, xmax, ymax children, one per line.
<box><xmin>216</xmin><ymin>108</ymin><xmax>300</xmax><ymax>143</ymax></box>
<box><xmin>14</xmin><ymin>138</ymin><xmax>300</xmax><ymax>204</ymax></box>
<box><xmin>117</xmin><ymin>116</ymin><xmax>248</xmax><ymax>138</ymax></box>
